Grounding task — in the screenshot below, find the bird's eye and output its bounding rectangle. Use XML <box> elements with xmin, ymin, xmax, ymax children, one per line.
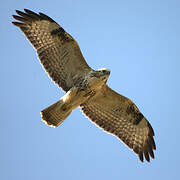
<box><xmin>102</xmin><ymin>70</ymin><xmax>106</xmax><ymax>73</ymax></box>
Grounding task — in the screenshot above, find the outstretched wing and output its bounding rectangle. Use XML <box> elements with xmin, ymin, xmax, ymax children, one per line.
<box><xmin>81</xmin><ymin>85</ymin><xmax>156</xmax><ymax>162</ymax></box>
<box><xmin>12</xmin><ymin>9</ymin><xmax>91</xmax><ymax>92</ymax></box>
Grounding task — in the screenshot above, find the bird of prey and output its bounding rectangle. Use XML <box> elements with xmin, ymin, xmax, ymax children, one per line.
<box><xmin>12</xmin><ymin>9</ymin><xmax>156</xmax><ymax>162</ymax></box>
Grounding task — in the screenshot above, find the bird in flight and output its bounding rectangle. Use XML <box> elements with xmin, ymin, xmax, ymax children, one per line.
<box><xmin>12</xmin><ymin>9</ymin><xmax>156</xmax><ymax>162</ymax></box>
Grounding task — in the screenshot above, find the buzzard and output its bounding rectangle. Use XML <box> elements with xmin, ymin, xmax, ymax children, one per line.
<box><xmin>12</xmin><ymin>9</ymin><xmax>156</xmax><ymax>162</ymax></box>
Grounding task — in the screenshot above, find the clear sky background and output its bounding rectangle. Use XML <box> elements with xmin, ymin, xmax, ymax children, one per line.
<box><xmin>1</xmin><ymin>0</ymin><xmax>180</xmax><ymax>179</ymax></box>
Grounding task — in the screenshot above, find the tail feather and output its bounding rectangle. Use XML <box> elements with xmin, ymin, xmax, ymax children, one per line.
<box><xmin>41</xmin><ymin>100</ymin><xmax>72</xmax><ymax>128</ymax></box>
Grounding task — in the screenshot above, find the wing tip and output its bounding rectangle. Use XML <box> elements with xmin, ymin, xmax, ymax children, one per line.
<box><xmin>136</xmin><ymin>136</ymin><xmax>156</xmax><ymax>163</ymax></box>
<box><xmin>133</xmin><ymin>130</ymin><xmax>156</xmax><ymax>163</ymax></box>
<box><xmin>138</xmin><ymin>153</ymin><xmax>144</xmax><ymax>162</ymax></box>
<box><xmin>12</xmin><ymin>9</ymin><xmax>57</xmax><ymax>25</ymax></box>
<box><xmin>11</xmin><ymin>21</ymin><xmax>23</xmax><ymax>27</ymax></box>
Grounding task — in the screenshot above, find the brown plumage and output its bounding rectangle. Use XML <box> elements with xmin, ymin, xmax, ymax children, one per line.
<box><xmin>12</xmin><ymin>9</ymin><xmax>156</xmax><ymax>162</ymax></box>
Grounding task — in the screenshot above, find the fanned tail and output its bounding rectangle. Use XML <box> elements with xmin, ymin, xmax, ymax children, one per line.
<box><xmin>41</xmin><ymin>99</ymin><xmax>72</xmax><ymax>127</ymax></box>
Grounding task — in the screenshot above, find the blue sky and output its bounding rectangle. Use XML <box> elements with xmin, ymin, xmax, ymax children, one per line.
<box><xmin>1</xmin><ymin>0</ymin><xmax>180</xmax><ymax>179</ymax></box>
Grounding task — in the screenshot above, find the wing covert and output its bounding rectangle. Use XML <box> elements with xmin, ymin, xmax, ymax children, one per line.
<box><xmin>12</xmin><ymin>9</ymin><xmax>91</xmax><ymax>91</ymax></box>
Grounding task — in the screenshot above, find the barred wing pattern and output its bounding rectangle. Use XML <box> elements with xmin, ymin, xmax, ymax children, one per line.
<box><xmin>81</xmin><ymin>85</ymin><xmax>156</xmax><ymax>162</ymax></box>
<box><xmin>12</xmin><ymin>9</ymin><xmax>90</xmax><ymax>92</ymax></box>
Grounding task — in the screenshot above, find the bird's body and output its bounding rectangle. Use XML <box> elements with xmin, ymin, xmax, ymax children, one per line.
<box><xmin>12</xmin><ymin>9</ymin><xmax>156</xmax><ymax>162</ymax></box>
<box><xmin>42</xmin><ymin>69</ymin><xmax>111</xmax><ymax>127</ymax></box>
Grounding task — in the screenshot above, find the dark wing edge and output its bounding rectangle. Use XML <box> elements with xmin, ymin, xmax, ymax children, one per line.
<box><xmin>12</xmin><ymin>9</ymin><xmax>91</xmax><ymax>92</ymax></box>
<box><xmin>80</xmin><ymin>85</ymin><xmax>156</xmax><ymax>162</ymax></box>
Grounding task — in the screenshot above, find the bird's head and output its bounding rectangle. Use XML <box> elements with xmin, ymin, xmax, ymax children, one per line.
<box><xmin>96</xmin><ymin>68</ymin><xmax>111</xmax><ymax>82</ymax></box>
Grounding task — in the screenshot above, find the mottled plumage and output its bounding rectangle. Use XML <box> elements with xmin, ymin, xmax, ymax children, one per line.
<box><xmin>12</xmin><ymin>9</ymin><xmax>156</xmax><ymax>162</ymax></box>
